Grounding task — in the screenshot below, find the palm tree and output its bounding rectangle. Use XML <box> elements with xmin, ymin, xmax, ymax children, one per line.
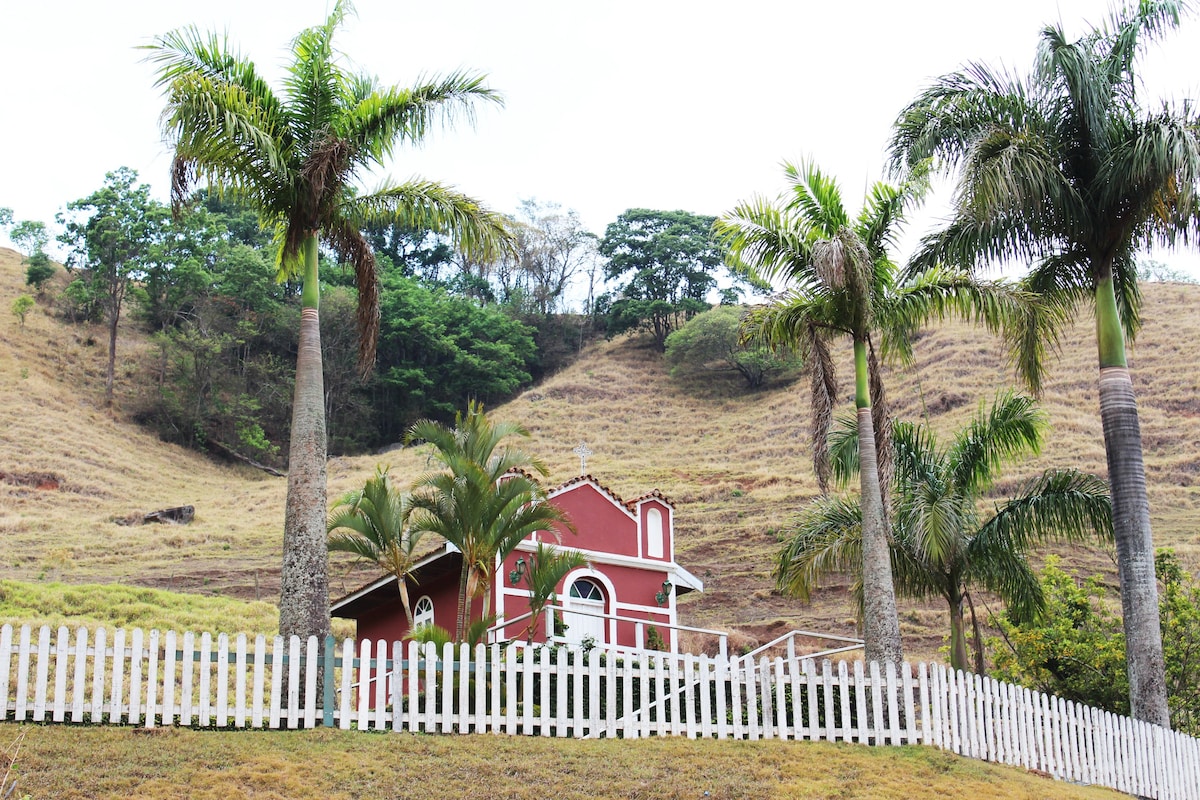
<box><xmin>509</xmin><ymin>542</ymin><xmax>589</xmax><ymax>643</ymax></box>
<box><xmin>889</xmin><ymin>0</ymin><xmax>1200</xmax><ymax>726</ymax></box>
<box><xmin>777</xmin><ymin>393</ymin><xmax>1113</xmax><ymax>673</ymax></box>
<box><xmin>716</xmin><ymin>161</ymin><xmax>1048</xmax><ymax>667</ymax></box>
<box><xmin>406</xmin><ymin>401</ymin><xmax>572</xmax><ymax>640</ymax></box>
<box><xmin>327</xmin><ymin>466</ymin><xmax>424</xmax><ymax>627</ymax></box>
<box><xmin>145</xmin><ymin>1</ymin><xmax>512</xmax><ymax>645</ymax></box>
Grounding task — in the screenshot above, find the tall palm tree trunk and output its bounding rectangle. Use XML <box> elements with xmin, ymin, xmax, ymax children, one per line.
<box><xmin>948</xmin><ymin>592</ymin><xmax>969</xmax><ymax>673</ymax></box>
<box><xmin>1095</xmin><ymin>274</ymin><xmax>1169</xmax><ymax>727</ymax></box>
<box><xmin>855</xmin><ymin>340</ymin><xmax>904</xmax><ymax>667</ymax></box>
<box><xmin>455</xmin><ymin>566</ymin><xmax>472</xmax><ymax>641</ymax></box>
<box><xmin>279</xmin><ymin>235</ymin><xmax>331</xmax><ymax>645</ymax></box>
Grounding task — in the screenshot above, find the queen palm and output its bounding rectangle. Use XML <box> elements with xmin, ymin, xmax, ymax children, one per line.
<box><xmin>889</xmin><ymin>0</ymin><xmax>1200</xmax><ymax>725</ymax></box>
<box><xmin>779</xmin><ymin>393</ymin><xmax>1113</xmax><ymax>673</ymax></box>
<box><xmin>146</xmin><ymin>1</ymin><xmax>511</xmax><ymax>645</ymax></box>
<box><xmin>406</xmin><ymin>401</ymin><xmax>572</xmax><ymax>641</ymax></box>
<box><xmin>716</xmin><ymin>161</ymin><xmax>1048</xmax><ymax>667</ymax></box>
<box><xmin>327</xmin><ymin>466</ymin><xmax>423</xmax><ymax>627</ymax></box>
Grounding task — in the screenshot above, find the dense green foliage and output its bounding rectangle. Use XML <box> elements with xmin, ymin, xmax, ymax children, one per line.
<box><xmin>991</xmin><ymin>552</ymin><xmax>1200</xmax><ymax>735</ymax></box>
<box><xmin>663</xmin><ymin>305</ymin><xmax>798</xmax><ymax>388</ymax></box>
<box><xmin>598</xmin><ymin>209</ymin><xmax>742</xmax><ymax>349</ymax></box>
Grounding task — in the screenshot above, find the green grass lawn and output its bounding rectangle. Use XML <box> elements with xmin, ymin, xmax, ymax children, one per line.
<box><xmin>2</xmin><ymin>723</ymin><xmax>1124</xmax><ymax>800</ymax></box>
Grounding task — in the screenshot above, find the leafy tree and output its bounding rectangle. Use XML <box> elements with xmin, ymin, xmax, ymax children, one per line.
<box><xmin>991</xmin><ymin>551</ymin><xmax>1200</xmax><ymax>735</ymax></box>
<box><xmin>509</xmin><ymin>541</ymin><xmax>588</xmax><ymax>643</ymax></box>
<box><xmin>57</xmin><ymin>167</ymin><xmax>169</xmax><ymax>407</ymax></box>
<box><xmin>10</xmin><ymin>220</ymin><xmax>49</xmax><ymax>263</ymax></box>
<box><xmin>370</xmin><ymin>272</ymin><xmax>537</xmax><ymax>444</ymax></box>
<box><xmin>405</xmin><ymin>401</ymin><xmax>571</xmax><ymax>640</ymax></box>
<box><xmin>717</xmin><ymin>161</ymin><xmax>1046</xmax><ymax>667</ymax></box>
<box><xmin>24</xmin><ymin>256</ymin><xmax>55</xmax><ymax>293</ymax></box>
<box><xmin>0</xmin><ymin>208</ymin><xmax>11</xmax><ymax>229</ymax></box>
<box><xmin>889</xmin><ymin>0</ymin><xmax>1200</xmax><ymax>726</ymax></box>
<box><xmin>362</xmin><ymin>222</ymin><xmax>454</xmax><ymax>283</ymax></box>
<box><xmin>327</xmin><ymin>466</ymin><xmax>424</xmax><ymax>627</ymax></box>
<box><xmin>664</xmin><ymin>305</ymin><xmax>798</xmax><ymax>388</ymax></box>
<box><xmin>778</xmin><ymin>393</ymin><xmax>1112</xmax><ymax>673</ymax></box>
<box><xmin>136</xmin><ymin>206</ymin><xmax>228</xmax><ymax>331</ymax></box>
<box><xmin>10</xmin><ymin>295</ymin><xmax>34</xmax><ymax>327</ymax></box>
<box><xmin>598</xmin><ymin>209</ymin><xmax>735</xmax><ymax>349</ymax></box>
<box><xmin>146</xmin><ymin>0</ymin><xmax>512</xmax><ymax>645</ymax></box>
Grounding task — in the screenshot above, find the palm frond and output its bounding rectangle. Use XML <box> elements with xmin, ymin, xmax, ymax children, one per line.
<box><xmin>947</xmin><ymin>391</ymin><xmax>1044</xmax><ymax>493</ymax></box>
<box><xmin>343</xmin><ymin>179</ymin><xmax>513</xmax><ymax>263</ymax></box>
<box><xmin>774</xmin><ymin>496</ymin><xmax>863</xmax><ymax>602</ymax></box>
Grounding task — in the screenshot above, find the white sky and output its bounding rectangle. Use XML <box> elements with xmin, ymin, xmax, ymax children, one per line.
<box><xmin>3</xmin><ymin>0</ymin><xmax>1199</xmax><ymax>275</ymax></box>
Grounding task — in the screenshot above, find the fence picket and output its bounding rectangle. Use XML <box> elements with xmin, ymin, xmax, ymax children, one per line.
<box><xmin>286</xmin><ymin>636</ymin><xmax>300</xmax><ymax>730</ymax></box>
<box><xmin>33</xmin><ymin>625</ymin><xmax>51</xmax><ymax>722</ymax></box>
<box><xmin>234</xmin><ymin>634</ymin><xmax>247</xmax><ymax>728</ymax></box>
<box><xmin>744</xmin><ymin>658</ymin><xmax>760</xmax><ymax>741</ymax></box>
<box><xmin>423</xmin><ymin>641</ymin><xmax>438</xmax><ymax>734</ymax></box>
<box><xmin>838</xmin><ymin>661</ymin><xmax>852</xmax><ymax>742</ymax></box>
<box><xmin>585</xmin><ymin>650</ymin><xmax>600</xmax><ymax>739</ymax></box>
<box><xmin>162</xmin><ymin>631</ymin><xmax>177</xmax><ymax>727</ymax></box>
<box><xmin>822</xmin><ymin>660</ymin><xmax>836</xmax><ymax>743</ymax></box>
<box><xmin>804</xmin><ymin>659</ymin><xmax>819</xmax><ymax>741</ymax></box>
<box><xmin>714</xmin><ymin>655</ymin><xmax>728</xmax><ymax>740</ymax></box>
<box><xmin>885</xmin><ymin>662</ymin><xmax>900</xmax><ymax>746</ymax></box>
<box><xmin>145</xmin><ymin>630</ymin><xmax>160</xmax><ymax>729</ymax></box>
<box><xmin>438</xmin><ymin>642</ymin><xmax>453</xmax><ymax>734</ymax></box>
<box><xmin>463</xmin><ymin>643</ymin><xmax>476</xmax><ymax>735</ymax></box>
<box><xmin>214</xmin><ymin>632</ymin><xmax>229</xmax><ymax>728</ymax></box>
<box><xmin>557</xmin><ymin>648</ymin><xmax>570</xmax><ymax>737</ymax></box>
<box><xmin>407</xmin><ymin>640</ymin><xmax>420</xmax><ymax>733</ymax></box>
<box><xmin>251</xmin><ymin>635</ymin><xmax>265</xmax><ymax>728</ymax></box>
<box><xmin>901</xmin><ymin>663</ymin><xmax>916</xmax><ymax>745</ymax></box>
<box><xmin>490</xmin><ymin>643</ymin><xmax>503</xmax><ymax>735</ymax></box>
<box><xmin>0</xmin><ymin>625</ymin><xmax>11</xmax><ymax>718</ymax></box>
<box><xmin>537</xmin><ymin>646</ymin><xmax>551</xmax><ymax>737</ymax></box>
<box><xmin>305</xmin><ymin>636</ymin><xmax>318</xmax><ymax>730</ymax></box>
<box><xmin>854</xmin><ymin>661</ymin><xmax>869</xmax><ymax>745</ymax></box>
<box><xmin>394</xmin><ymin>641</ymin><xmax>406</xmax><ymax>733</ymax></box>
<box><xmin>374</xmin><ymin>639</ymin><xmax>388</xmax><ymax>732</ymax></box>
<box><xmin>15</xmin><ymin>625</ymin><xmax>31</xmax><ymax>721</ymax></box>
<box><xmin>52</xmin><ymin>626</ymin><xmax>68</xmax><ymax>723</ymax></box>
<box><xmin>697</xmin><ymin>655</ymin><xmax>711</xmax><ymax>740</ymax></box>
<box><xmin>71</xmin><ymin>627</ymin><xmax>87</xmax><ymax>723</ymax></box>
<box><xmin>180</xmin><ymin>632</ymin><xmax>194</xmax><ymax>727</ymax></box>
<box><xmin>869</xmin><ymin>661</ymin><xmax>884</xmax><ymax>747</ymax></box>
<box><xmin>270</xmin><ymin>636</ymin><xmax>285</xmax><ymax>730</ymax></box>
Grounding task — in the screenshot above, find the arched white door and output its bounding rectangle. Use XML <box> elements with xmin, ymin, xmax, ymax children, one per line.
<box><xmin>562</xmin><ymin>577</ymin><xmax>606</xmax><ymax>645</ymax></box>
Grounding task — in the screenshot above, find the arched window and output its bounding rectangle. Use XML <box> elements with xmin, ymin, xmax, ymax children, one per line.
<box><xmin>569</xmin><ymin>579</ymin><xmax>604</xmax><ymax>601</ymax></box>
<box><xmin>413</xmin><ymin>595</ymin><xmax>434</xmax><ymax>629</ymax></box>
<box><xmin>646</xmin><ymin>507</ymin><xmax>664</xmax><ymax>558</ymax></box>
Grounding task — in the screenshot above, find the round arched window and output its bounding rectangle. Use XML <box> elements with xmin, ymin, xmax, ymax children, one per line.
<box><xmin>413</xmin><ymin>595</ymin><xmax>434</xmax><ymax>628</ymax></box>
<box><xmin>569</xmin><ymin>579</ymin><xmax>604</xmax><ymax>602</ymax></box>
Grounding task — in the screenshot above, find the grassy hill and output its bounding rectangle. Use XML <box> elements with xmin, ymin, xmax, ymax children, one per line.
<box><xmin>3</xmin><ymin>244</ymin><xmax>1200</xmax><ymax>662</ymax></box>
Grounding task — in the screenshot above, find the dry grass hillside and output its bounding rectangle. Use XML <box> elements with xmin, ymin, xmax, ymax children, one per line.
<box><xmin>3</xmin><ymin>245</ymin><xmax>1200</xmax><ymax>662</ymax></box>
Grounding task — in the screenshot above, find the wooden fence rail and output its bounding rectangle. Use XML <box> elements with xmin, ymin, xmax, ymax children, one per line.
<box><xmin>2</xmin><ymin>624</ymin><xmax>1197</xmax><ymax>799</ymax></box>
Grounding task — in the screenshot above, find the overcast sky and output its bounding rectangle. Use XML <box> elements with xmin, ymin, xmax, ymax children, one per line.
<box><xmin>4</xmin><ymin>0</ymin><xmax>1199</xmax><ymax>274</ymax></box>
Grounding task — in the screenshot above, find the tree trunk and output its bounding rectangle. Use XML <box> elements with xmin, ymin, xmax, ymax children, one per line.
<box><xmin>278</xmin><ymin>235</ymin><xmax>331</xmax><ymax>647</ymax></box>
<box><xmin>1095</xmin><ymin>274</ymin><xmax>1169</xmax><ymax>728</ymax></box>
<box><xmin>948</xmin><ymin>593</ymin><xmax>969</xmax><ymax>673</ymax></box>
<box><xmin>854</xmin><ymin>339</ymin><xmax>904</xmax><ymax>668</ymax></box>
<box><xmin>455</xmin><ymin>565</ymin><xmax>471</xmax><ymax>642</ymax></box>
<box><xmin>105</xmin><ymin>305</ymin><xmax>119</xmax><ymax>408</ymax></box>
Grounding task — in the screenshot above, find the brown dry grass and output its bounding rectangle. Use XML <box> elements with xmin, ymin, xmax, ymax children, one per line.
<box><xmin>3</xmin><ymin>246</ymin><xmax>1200</xmax><ymax>664</ymax></box>
<box><xmin>3</xmin><ymin>723</ymin><xmax>1124</xmax><ymax>800</ymax></box>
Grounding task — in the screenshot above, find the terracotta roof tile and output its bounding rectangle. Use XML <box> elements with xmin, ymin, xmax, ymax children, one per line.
<box><xmin>625</xmin><ymin>488</ymin><xmax>674</xmax><ymax>510</ymax></box>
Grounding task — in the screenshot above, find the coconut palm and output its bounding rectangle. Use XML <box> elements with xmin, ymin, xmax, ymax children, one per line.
<box><xmin>406</xmin><ymin>401</ymin><xmax>572</xmax><ymax>640</ymax></box>
<box><xmin>145</xmin><ymin>1</ymin><xmax>512</xmax><ymax>644</ymax></box>
<box><xmin>327</xmin><ymin>466</ymin><xmax>424</xmax><ymax>627</ymax></box>
<box><xmin>889</xmin><ymin>0</ymin><xmax>1200</xmax><ymax>725</ymax></box>
<box><xmin>777</xmin><ymin>392</ymin><xmax>1113</xmax><ymax>673</ymax></box>
<box><xmin>716</xmin><ymin>161</ymin><xmax>1049</xmax><ymax>667</ymax></box>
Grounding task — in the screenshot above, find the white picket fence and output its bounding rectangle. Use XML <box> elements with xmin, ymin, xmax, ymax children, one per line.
<box><xmin>3</xmin><ymin>624</ymin><xmax>1199</xmax><ymax>799</ymax></box>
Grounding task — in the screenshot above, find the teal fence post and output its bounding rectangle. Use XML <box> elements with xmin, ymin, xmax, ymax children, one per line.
<box><xmin>323</xmin><ymin>635</ymin><xmax>336</xmax><ymax>727</ymax></box>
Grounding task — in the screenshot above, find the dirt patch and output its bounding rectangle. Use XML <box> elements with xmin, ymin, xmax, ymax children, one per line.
<box><xmin>924</xmin><ymin>392</ymin><xmax>971</xmax><ymax>415</ymax></box>
<box><xmin>0</xmin><ymin>470</ymin><xmax>61</xmax><ymax>490</ymax></box>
